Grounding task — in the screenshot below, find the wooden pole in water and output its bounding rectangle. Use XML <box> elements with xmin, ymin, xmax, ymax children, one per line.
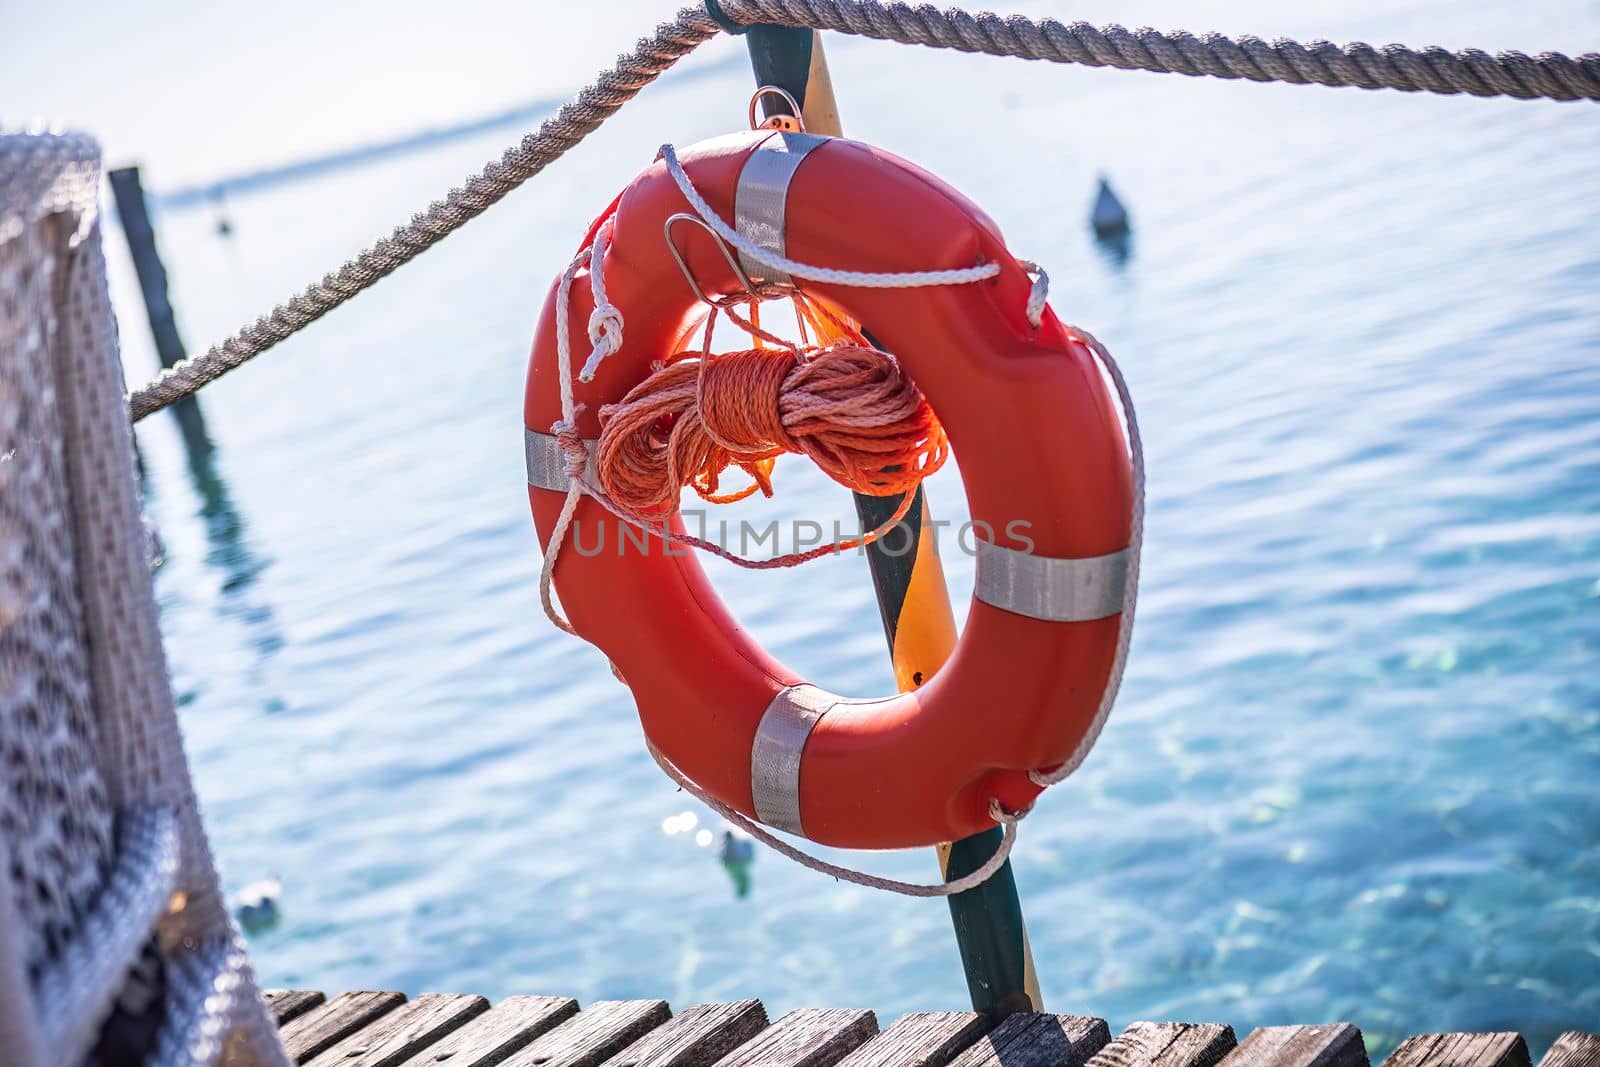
<box><xmin>108</xmin><ymin>166</ymin><xmax>212</xmax><ymax>455</ymax></box>
<box><xmin>736</xmin><ymin>23</ymin><xmax>1043</xmax><ymax>1017</ymax></box>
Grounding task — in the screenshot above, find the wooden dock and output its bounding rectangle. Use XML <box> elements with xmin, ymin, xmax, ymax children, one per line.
<box><xmin>265</xmin><ymin>988</ymin><xmax>1599</xmax><ymax>1067</ymax></box>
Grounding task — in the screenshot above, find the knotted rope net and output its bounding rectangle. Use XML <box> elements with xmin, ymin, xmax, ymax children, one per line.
<box><xmin>1</xmin><ymin>129</ymin><xmax>287</xmax><ymax>1067</ymax></box>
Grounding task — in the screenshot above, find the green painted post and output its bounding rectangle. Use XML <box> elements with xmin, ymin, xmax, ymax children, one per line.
<box><xmin>109</xmin><ymin>165</ymin><xmax>212</xmax><ymax>458</ymax></box>
<box><xmin>731</xmin><ymin>16</ymin><xmax>1042</xmax><ymax>1016</ymax></box>
<box><xmin>853</xmin><ymin>489</ymin><xmax>1041</xmax><ymax>1017</ymax></box>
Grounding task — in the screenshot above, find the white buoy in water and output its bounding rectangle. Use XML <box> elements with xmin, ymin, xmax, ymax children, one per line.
<box><xmin>234</xmin><ymin>877</ymin><xmax>282</xmax><ymax>934</ymax></box>
<box><xmin>1091</xmin><ymin>176</ymin><xmax>1131</xmax><ymax>238</ymax></box>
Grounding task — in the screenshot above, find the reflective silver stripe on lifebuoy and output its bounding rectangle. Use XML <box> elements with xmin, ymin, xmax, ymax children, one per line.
<box><xmin>734</xmin><ymin>130</ymin><xmax>829</xmax><ymax>286</ymax></box>
<box><xmin>750</xmin><ymin>683</ymin><xmax>841</xmax><ymax>836</ymax></box>
<box><xmin>524</xmin><ymin>427</ymin><xmax>598</xmax><ymax>492</ymax></box>
<box><xmin>974</xmin><ymin>540</ymin><xmax>1130</xmax><ymax>622</ymax></box>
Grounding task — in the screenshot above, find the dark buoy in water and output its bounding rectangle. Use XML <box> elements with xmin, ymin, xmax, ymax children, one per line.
<box><xmin>718</xmin><ymin>828</ymin><xmax>755</xmax><ymax>899</ymax></box>
<box><xmin>210</xmin><ymin>188</ymin><xmax>234</xmax><ymax>237</ymax></box>
<box><xmin>1090</xmin><ymin>176</ymin><xmax>1130</xmax><ymax>239</ymax></box>
<box><xmin>1091</xmin><ymin>176</ymin><xmax>1133</xmax><ymax>267</ymax></box>
<box><xmin>234</xmin><ymin>877</ymin><xmax>282</xmax><ymax>934</ymax></box>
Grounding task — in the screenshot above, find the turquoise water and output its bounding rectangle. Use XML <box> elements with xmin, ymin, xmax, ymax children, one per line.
<box><xmin>114</xmin><ymin>1</ymin><xmax>1598</xmax><ymax>1055</ymax></box>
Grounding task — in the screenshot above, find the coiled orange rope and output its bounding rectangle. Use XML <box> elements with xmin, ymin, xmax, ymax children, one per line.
<box><xmin>594</xmin><ymin>297</ymin><xmax>948</xmax><ymax>549</ymax></box>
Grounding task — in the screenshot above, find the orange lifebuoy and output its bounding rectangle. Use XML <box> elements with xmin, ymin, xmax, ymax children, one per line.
<box><xmin>524</xmin><ymin>129</ymin><xmax>1134</xmax><ymax>850</ymax></box>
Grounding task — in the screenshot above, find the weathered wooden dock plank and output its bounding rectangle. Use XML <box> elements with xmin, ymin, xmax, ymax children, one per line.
<box><xmin>264</xmin><ymin>989</ymin><xmax>327</xmax><ymax>1026</ymax></box>
<box><xmin>609</xmin><ymin>999</ymin><xmax>770</xmax><ymax>1066</ymax></box>
<box><xmin>947</xmin><ymin>1013</ymin><xmax>1111</xmax><ymax>1067</ymax></box>
<box><xmin>279</xmin><ymin>991</ymin><xmax>407</xmax><ymax>1063</ymax></box>
<box><xmin>304</xmin><ymin>992</ymin><xmax>489</xmax><ymax>1067</ymax></box>
<box><xmin>267</xmin><ymin>992</ymin><xmax>1600</xmax><ymax>1067</ymax></box>
<box><xmin>1538</xmin><ymin>1034</ymin><xmax>1600</xmax><ymax>1067</ymax></box>
<box><xmin>393</xmin><ymin>995</ymin><xmax>578</xmax><ymax>1067</ymax></box>
<box><xmin>500</xmin><ymin>999</ymin><xmax>671</xmax><ymax>1067</ymax></box>
<box><xmin>714</xmin><ymin>1007</ymin><xmax>880</xmax><ymax>1067</ymax></box>
<box><xmin>837</xmin><ymin>1011</ymin><xmax>991</xmax><ymax>1066</ymax></box>
<box><xmin>1220</xmin><ymin>1025</ymin><xmax>1368</xmax><ymax>1067</ymax></box>
<box><xmin>1090</xmin><ymin>1022</ymin><xmax>1238</xmax><ymax>1067</ymax></box>
<box><xmin>1382</xmin><ymin>1033</ymin><xmax>1530</xmax><ymax>1067</ymax></box>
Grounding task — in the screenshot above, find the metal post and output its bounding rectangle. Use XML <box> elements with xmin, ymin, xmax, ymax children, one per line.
<box><xmin>735</xmin><ymin>22</ymin><xmax>1042</xmax><ymax>1017</ymax></box>
<box><xmin>108</xmin><ymin>166</ymin><xmax>212</xmax><ymax>455</ymax></box>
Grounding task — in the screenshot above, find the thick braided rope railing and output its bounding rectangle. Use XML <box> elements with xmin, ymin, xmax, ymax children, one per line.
<box><xmin>127</xmin><ymin>1</ymin><xmax>1599</xmax><ymax>422</ymax></box>
<box><xmin>714</xmin><ymin>0</ymin><xmax>1600</xmax><ymax>101</ymax></box>
<box><xmin>126</xmin><ymin>6</ymin><xmax>723</xmax><ymax>422</ymax></box>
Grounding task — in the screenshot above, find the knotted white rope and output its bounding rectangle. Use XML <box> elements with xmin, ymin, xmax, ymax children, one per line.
<box><xmin>1018</xmin><ymin>260</ymin><xmax>1049</xmax><ymax>329</ymax></box>
<box><xmin>538</xmin><ymin>222</ymin><xmax>619</xmax><ymax>637</ymax></box>
<box><xmin>579</xmin><ymin>233</ymin><xmax>624</xmax><ymax>383</ymax></box>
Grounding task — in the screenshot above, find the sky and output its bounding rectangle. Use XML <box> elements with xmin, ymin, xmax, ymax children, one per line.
<box><xmin>7</xmin><ymin>0</ymin><xmax>1583</xmax><ymax>192</ymax></box>
<box><xmin>4</xmin><ymin>0</ymin><xmax>706</xmax><ymax>186</ymax></box>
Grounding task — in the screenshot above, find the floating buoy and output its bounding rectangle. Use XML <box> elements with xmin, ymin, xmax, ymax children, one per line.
<box><xmin>1090</xmin><ymin>176</ymin><xmax>1130</xmax><ymax>238</ymax></box>
<box><xmin>524</xmin><ymin>127</ymin><xmax>1136</xmax><ymax>851</ymax></box>
<box><xmin>234</xmin><ymin>877</ymin><xmax>281</xmax><ymax>934</ymax></box>
<box><xmin>719</xmin><ymin>828</ymin><xmax>755</xmax><ymax>898</ymax></box>
<box><xmin>210</xmin><ymin>189</ymin><xmax>234</xmax><ymax>238</ymax></box>
<box><xmin>718</xmin><ymin>828</ymin><xmax>755</xmax><ymax>867</ymax></box>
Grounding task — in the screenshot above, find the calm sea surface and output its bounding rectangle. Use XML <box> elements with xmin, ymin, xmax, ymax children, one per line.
<box><xmin>113</xmin><ymin>0</ymin><xmax>1598</xmax><ymax>1054</ymax></box>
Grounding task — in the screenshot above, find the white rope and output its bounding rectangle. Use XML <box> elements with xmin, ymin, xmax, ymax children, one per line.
<box><xmin>1027</xmin><ymin>327</ymin><xmax>1143</xmax><ymax>787</ymax></box>
<box><xmin>649</xmin><ymin>743</ymin><xmax>1023</xmax><ymax>897</ymax></box>
<box><xmin>660</xmin><ymin>143</ymin><xmax>1002</xmax><ymax>290</ymax></box>
<box><xmin>1018</xmin><ymin>260</ymin><xmax>1049</xmax><ymax>329</ymax></box>
<box><xmin>537</xmin><ymin>223</ymin><xmax>616</xmax><ymax>637</ymax></box>
<box><xmin>579</xmin><ymin>233</ymin><xmax>623</xmax><ymax>383</ymax></box>
<box><xmin>660</xmin><ymin>141</ymin><xmax>1050</xmax><ymax>328</ymax></box>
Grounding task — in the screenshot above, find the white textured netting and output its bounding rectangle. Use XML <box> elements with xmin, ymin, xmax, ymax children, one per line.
<box><xmin>0</xmin><ymin>214</ymin><xmax>117</xmax><ymax>986</ymax></box>
<box><xmin>0</xmin><ymin>129</ymin><xmax>287</xmax><ymax>1067</ymax></box>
